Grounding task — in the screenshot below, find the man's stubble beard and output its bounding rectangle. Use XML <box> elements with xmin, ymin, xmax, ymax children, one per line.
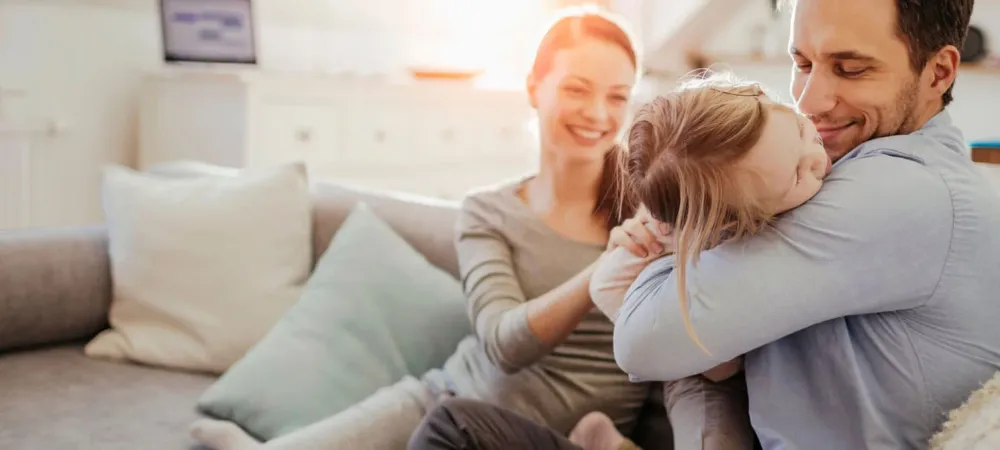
<box><xmin>834</xmin><ymin>77</ymin><xmax>921</xmax><ymax>157</ymax></box>
<box><xmin>871</xmin><ymin>76</ymin><xmax>922</xmax><ymax>143</ymax></box>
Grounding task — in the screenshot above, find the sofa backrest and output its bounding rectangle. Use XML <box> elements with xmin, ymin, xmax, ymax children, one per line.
<box><xmin>308</xmin><ymin>181</ymin><xmax>461</xmax><ymax>278</ymax></box>
<box><xmin>0</xmin><ymin>178</ymin><xmax>462</xmax><ymax>354</ymax></box>
<box><xmin>0</xmin><ymin>225</ymin><xmax>112</xmax><ymax>353</ymax></box>
<box><xmin>146</xmin><ymin>160</ymin><xmax>463</xmax><ymax>278</ymax></box>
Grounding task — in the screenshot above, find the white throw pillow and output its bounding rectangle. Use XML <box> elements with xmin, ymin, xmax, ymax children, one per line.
<box><xmin>85</xmin><ymin>162</ymin><xmax>313</xmax><ymax>374</ymax></box>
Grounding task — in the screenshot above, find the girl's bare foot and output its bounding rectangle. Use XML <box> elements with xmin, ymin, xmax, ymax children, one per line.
<box><xmin>189</xmin><ymin>418</ymin><xmax>262</xmax><ymax>450</ymax></box>
<box><xmin>569</xmin><ymin>412</ymin><xmax>633</xmax><ymax>450</ymax></box>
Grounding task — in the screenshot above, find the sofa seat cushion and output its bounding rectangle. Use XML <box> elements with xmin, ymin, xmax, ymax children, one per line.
<box><xmin>0</xmin><ymin>344</ymin><xmax>213</xmax><ymax>449</ymax></box>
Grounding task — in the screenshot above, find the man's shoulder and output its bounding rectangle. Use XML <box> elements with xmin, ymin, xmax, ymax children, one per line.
<box><xmin>846</xmin><ymin>114</ymin><xmax>970</xmax><ymax>167</ymax></box>
<box><xmin>823</xmin><ymin>146</ymin><xmax>950</xmax><ymax>210</ymax></box>
<box><xmin>834</xmin><ymin>128</ymin><xmax>993</xmax><ymax>219</ymax></box>
<box><xmin>846</xmin><ymin>131</ymin><xmax>954</xmax><ymax>166</ymax></box>
<box><xmin>789</xmin><ymin>147</ymin><xmax>954</xmax><ymax>244</ymax></box>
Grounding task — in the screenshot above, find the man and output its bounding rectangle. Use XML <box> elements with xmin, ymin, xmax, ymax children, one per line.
<box><xmin>407</xmin><ymin>0</ymin><xmax>1000</xmax><ymax>449</ymax></box>
<box><xmin>613</xmin><ymin>0</ymin><xmax>1000</xmax><ymax>448</ymax></box>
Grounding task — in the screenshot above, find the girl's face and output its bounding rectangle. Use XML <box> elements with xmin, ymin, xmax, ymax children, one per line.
<box><xmin>738</xmin><ymin>101</ymin><xmax>833</xmax><ymax>214</ymax></box>
<box><xmin>528</xmin><ymin>37</ymin><xmax>636</xmax><ymax>164</ymax></box>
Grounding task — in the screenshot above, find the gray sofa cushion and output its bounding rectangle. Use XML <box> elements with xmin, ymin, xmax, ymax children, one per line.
<box><xmin>0</xmin><ymin>227</ymin><xmax>111</xmax><ymax>353</ymax></box>
<box><xmin>309</xmin><ymin>183</ymin><xmax>460</xmax><ymax>278</ymax></box>
<box><xmin>0</xmin><ymin>181</ymin><xmax>461</xmax><ymax>355</ymax></box>
<box><xmin>0</xmin><ymin>180</ymin><xmax>675</xmax><ymax>449</ymax></box>
<box><xmin>0</xmin><ymin>344</ymin><xmax>212</xmax><ymax>449</ymax></box>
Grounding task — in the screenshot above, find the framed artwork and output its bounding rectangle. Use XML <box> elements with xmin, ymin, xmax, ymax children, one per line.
<box><xmin>159</xmin><ymin>0</ymin><xmax>257</xmax><ymax>64</ymax></box>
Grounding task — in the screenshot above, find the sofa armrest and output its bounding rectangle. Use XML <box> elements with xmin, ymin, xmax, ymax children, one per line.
<box><xmin>0</xmin><ymin>226</ymin><xmax>111</xmax><ymax>353</ymax></box>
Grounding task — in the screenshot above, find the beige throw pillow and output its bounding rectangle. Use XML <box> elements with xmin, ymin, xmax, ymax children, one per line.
<box><xmin>85</xmin><ymin>162</ymin><xmax>312</xmax><ymax>374</ymax></box>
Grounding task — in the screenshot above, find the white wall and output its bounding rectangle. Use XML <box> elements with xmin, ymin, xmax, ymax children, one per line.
<box><xmin>257</xmin><ymin>0</ymin><xmax>550</xmax><ymax>77</ymax></box>
<box><xmin>0</xmin><ymin>0</ymin><xmax>160</xmax><ymax>227</ymax></box>
<box><xmin>0</xmin><ymin>0</ymin><xmax>995</xmax><ymax>228</ymax></box>
<box><xmin>0</xmin><ymin>0</ymin><xmax>552</xmax><ymax>228</ymax></box>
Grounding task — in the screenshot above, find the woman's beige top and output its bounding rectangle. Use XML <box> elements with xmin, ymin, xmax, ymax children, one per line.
<box><xmin>436</xmin><ymin>177</ymin><xmax>650</xmax><ymax>434</ymax></box>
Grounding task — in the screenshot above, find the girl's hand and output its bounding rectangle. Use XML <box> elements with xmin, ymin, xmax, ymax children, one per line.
<box><xmin>701</xmin><ymin>357</ymin><xmax>744</xmax><ymax>382</ymax></box>
<box><xmin>608</xmin><ymin>207</ymin><xmax>673</xmax><ymax>258</ymax></box>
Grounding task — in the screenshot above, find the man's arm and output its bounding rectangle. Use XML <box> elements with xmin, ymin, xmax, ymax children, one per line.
<box><xmin>592</xmin><ymin>237</ymin><xmax>745</xmax><ymax>382</ymax></box>
<box><xmin>613</xmin><ymin>155</ymin><xmax>954</xmax><ymax>381</ymax></box>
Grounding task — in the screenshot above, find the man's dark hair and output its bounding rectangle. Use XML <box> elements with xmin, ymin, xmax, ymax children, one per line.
<box><xmin>895</xmin><ymin>0</ymin><xmax>975</xmax><ymax>107</ymax></box>
<box><xmin>779</xmin><ymin>0</ymin><xmax>975</xmax><ymax>107</ymax></box>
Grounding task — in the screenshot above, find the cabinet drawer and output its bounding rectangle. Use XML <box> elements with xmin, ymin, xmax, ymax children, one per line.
<box><xmin>342</xmin><ymin>102</ymin><xmax>416</xmax><ymax>167</ymax></box>
<box><xmin>249</xmin><ymin>102</ymin><xmax>346</xmax><ymax>170</ymax></box>
<box><xmin>412</xmin><ymin>106</ymin><xmax>534</xmax><ymax>163</ymax></box>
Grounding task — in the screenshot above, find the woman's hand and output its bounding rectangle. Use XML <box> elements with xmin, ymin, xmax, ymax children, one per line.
<box><xmin>608</xmin><ymin>207</ymin><xmax>673</xmax><ymax>258</ymax></box>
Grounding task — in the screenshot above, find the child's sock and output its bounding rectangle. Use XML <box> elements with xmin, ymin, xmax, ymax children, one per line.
<box><xmin>569</xmin><ymin>411</ymin><xmax>639</xmax><ymax>450</ymax></box>
<box><xmin>190</xmin><ymin>418</ymin><xmax>262</xmax><ymax>450</ymax></box>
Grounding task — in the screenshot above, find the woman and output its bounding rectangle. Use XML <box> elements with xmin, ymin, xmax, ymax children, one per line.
<box><xmin>405</xmin><ymin>72</ymin><xmax>833</xmax><ymax>450</ymax></box>
<box><xmin>190</xmin><ymin>8</ymin><xmax>652</xmax><ymax>450</ymax></box>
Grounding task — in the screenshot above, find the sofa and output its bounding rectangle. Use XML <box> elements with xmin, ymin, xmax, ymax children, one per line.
<box><xmin>0</xmin><ymin>179</ymin><xmax>673</xmax><ymax>450</ymax></box>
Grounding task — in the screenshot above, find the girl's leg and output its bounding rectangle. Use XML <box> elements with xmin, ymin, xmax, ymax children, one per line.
<box><xmin>191</xmin><ymin>375</ymin><xmax>442</xmax><ymax>450</ymax></box>
<box><xmin>662</xmin><ymin>373</ymin><xmax>756</xmax><ymax>450</ymax></box>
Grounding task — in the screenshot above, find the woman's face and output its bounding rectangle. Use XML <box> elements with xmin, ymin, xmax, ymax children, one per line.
<box><xmin>528</xmin><ymin>37</ymin><xmax>636</xmax><ymax>163</ymax></box>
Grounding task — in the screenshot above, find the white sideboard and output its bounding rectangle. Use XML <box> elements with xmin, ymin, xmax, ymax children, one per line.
<box><xmin>138</xmin><ymin>69</ymin><xmax>540</xmax><ymax>199</ymax></box>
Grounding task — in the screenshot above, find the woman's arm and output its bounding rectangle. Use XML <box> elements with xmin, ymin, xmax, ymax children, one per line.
<box><xmin>523</xmin><ymin>262</ymin><xmax>599</xmax><ymax>348</ymax></box>
<box><xmin>456</xmin><ymin>195</ymin><xmax>597</xmax><ymax>375</ymax></box>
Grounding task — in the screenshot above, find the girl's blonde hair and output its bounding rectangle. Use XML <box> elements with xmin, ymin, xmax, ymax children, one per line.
<box><xmin>619</xmin><ymin>71</ymin><xmax>780</xmax><ymax>354</ymax></box>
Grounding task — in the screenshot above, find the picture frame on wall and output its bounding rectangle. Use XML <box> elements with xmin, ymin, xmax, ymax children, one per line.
<box><xmin>159</xmin><ymin>0</ymin><xmax>257</xmax><ymax>64</ymax></box>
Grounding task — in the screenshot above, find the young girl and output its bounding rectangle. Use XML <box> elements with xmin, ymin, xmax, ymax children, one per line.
<box><xmin>585</xmin><ymin>70</ymin><xmax>833</xmax><ymax>450</ymax></box>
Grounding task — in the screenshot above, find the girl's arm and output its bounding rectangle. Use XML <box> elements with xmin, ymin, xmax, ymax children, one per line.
<box><xmin>591</xmin><ymin>247</ymin><xmax>657</xmax><ymax>322</ymax></box>
<box><xmin>601</xmin><ymin>213</ymin><xmax>745</xmax><ymax>382</ymax></box>
<box><xmin>592</xmin><ymin>211</ymin><xmax>672</xmax><ymax>321</ymax></box>
<box><xmin>456</xmin><ymin>195</ymin><xmax>598</xmax><ymax>375</ymax></box>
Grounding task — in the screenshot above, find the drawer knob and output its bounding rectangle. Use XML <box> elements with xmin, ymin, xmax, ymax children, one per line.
<box><xmin>296</xmin><ymin>129</ymin><xmax>312</xmax><ymax>142</ymax></box>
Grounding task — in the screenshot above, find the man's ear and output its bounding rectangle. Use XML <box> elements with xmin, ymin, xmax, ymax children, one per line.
<box><xmin>927</xmin><ymin>45</ymin><xmax>961</xmax><ymax>97</ymax></box>
<box><xmin>526</xmin><ymin>74</ymin><xmax>539</xmax><ymax>109</ymax></box>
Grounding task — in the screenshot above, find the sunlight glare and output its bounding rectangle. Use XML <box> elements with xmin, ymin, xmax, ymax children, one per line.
<box><xmin>404</xmin><ymin>0</ymin><xmax>546</xmax><ymax>90</ymax></box>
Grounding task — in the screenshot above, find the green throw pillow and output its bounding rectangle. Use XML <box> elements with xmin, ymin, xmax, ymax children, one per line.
<box><xmin>196</xmin><ymin>202</ymin><xmax>472</xmax><ymax>440</ymax></box>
